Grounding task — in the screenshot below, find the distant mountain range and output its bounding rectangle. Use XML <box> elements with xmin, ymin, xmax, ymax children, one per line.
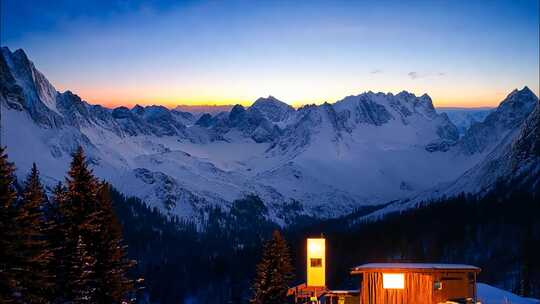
<box><xmin>438</xmin><ymin>107</ymin><xmax>492</xmax><ymax>135</ymax></box>
<box><xmin>174</xmin><ymin>104</ymin><xmax>234</xmax><ymax>115</ymax></box>
<box><xmin>1</xmin><ymin>47</ymin><xmax>538</xmax><ymax>225</ymax></box>
<box><xmin>178</xmin><ymin>105</ymin><xmax>491</xmax><ymax>135</ymax></box>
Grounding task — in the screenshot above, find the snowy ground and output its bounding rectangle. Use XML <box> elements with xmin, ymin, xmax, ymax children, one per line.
<box><xmin>478</xmin><ymin>283</ymin><xmax>540</xmax><ymax>304</ymax></box>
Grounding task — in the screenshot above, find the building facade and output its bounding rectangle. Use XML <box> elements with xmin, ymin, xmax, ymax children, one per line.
<box><xmin>351</xmin><ymin>263</ymin><xmax>481</xmax><ymax>304</ymax></box>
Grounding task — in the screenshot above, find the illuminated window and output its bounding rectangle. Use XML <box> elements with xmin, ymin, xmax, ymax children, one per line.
<box><xmin>382</xmin><ymin>273</ymin><xmax>404</xmax><ymax>289</ymax></box>
<box><xmin>310</xmin><ymin>258</ymin><xmax>322</xmax><ymax>267</ymax></box>
<box><xmin>308</xmin><ymin>240</ymin><xmax>323</xmax><ymax>255</ymax></box>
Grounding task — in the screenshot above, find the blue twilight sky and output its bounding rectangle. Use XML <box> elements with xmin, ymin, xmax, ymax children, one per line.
<box><xmin>1</xmin><ymin>0</ymin><xmax>539</xmax><ymax>108</ymax></box>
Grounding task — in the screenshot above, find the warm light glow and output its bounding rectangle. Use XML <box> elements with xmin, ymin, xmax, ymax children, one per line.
<box><xmin>308</xmin><ymin>241</ymin><xmax>322</xmax><ymax>255</ymax></box>
<box><xmin>307</xmin><ymin>238</ymin><xmax>325</xmax><ymax>287</ymax></box>
<box><xmin>383</xmin><ymin>273</ymin><xmax>405</xmax><ymax>289</ymax></box>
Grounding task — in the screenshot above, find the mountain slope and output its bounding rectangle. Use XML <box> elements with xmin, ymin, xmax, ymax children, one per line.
<box><xmin>450</xmin><ymin>98</ymin><xmax>540</xmax><ymax>194</ymax></box>
<box><xmin>459</xmin><ymin>87</ymin><xmax>537</xmax><ymax>155</ymax></box>
<box><xmin>364</xmin><ymin>91</ymin><xmax>539</xmax><ymax>220</ymax></box>
<box><xmin>1</xmin><ymin>47</ymin><xmax>537</xmax><ymax>224</ymax></box>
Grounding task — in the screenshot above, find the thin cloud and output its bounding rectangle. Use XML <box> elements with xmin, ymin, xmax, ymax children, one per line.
<box><xmin>370</xmin><ymin>69</ymin><xmax>383</xmax><ymax>74</ymax></box>
<box><xmin>408</xmin><ymin>71</ymin><xmax>446</xmax><ymax>79</ymax></box>
<box><xmin>408</xmin><ymin>72</ymin><xmax>420</xmax><ymax>79</ymax></box>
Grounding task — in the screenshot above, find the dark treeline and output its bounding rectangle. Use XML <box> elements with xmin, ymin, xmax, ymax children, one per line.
<box><xmin>110</xmin><ymin>191</ymin><xmax>279</xmax><ymax>303</ymax></box>
<box><xmin>0</xmin><ymin>147</ymin><xmax>134</xmax><ymax>303</ymax></box>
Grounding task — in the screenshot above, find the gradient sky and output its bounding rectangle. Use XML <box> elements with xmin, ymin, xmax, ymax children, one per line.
<box><xmin>2</xmin><ymin>0</ymin><xmax>539</xmax><ymax>108</ymax></box>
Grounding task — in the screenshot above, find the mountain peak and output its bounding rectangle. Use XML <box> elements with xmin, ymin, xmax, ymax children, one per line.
<box><xmin>396</xmin><ymin>90</ymin><xmax>417</xmax><ymax>100</ymax></box>
<box><xmin>131</xmin><ymin>104</ymin><xmax>145</xmax><ymax>115</ymax></box>
<box><xmin>229</xmin><ymin>104</ymin><xmax>246</xmax><ymax>121</ymax></box>
<box><xmin>13</xmin><ymin>48</ymin><xmax>29</xmax><ymax>60</ymax></box>
<box><xmin>459</xmin><ymin>87</ymin><xmax>538</xmax><ymax>154</ymax></box>
<box><xmin>418</xmin><ymin>93</ymin><xmax>435</xmax><ymax>111</ymax></box>
<box><xmin>506</xmin><ymin>86</ymin><xmax>538</xmax><ymax>101</ymax></box>
<box><xmin>252</xmin><ymin>95</ymin><xmax>288</xmax><ymax>106</ymax></box>
<box><xmin>0</xmin><ymin>47</ymin><xmax>29</xmax><ymax>63</ymax></box>
<box><xmin>420</xmin><ymin>93</ymin><xmax>431</xmax><ymax>100</ymax></box>
<box><xmin>230</xmin><ymin>104</ymin><xmax>246</xmax><ymax>112</ymax></box>
<box><xmin>250</xmin><ymin>96</ymin><xmax>294</xmax><ymax>122</ymax></box>
<box><xmin>1</xmin><ymin>46</ymin><xmax>12</xmax><ymax>56</ymax></box>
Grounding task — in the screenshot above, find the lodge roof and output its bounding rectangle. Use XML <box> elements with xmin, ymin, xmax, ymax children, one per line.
<box><xmin>351</xmin><ymin>263</ymin><xmax>481</xmax><ymax>274</ymax></box>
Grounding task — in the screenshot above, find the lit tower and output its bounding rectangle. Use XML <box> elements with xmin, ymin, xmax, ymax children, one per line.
<box><xmin>307</xmin><ymin>238</ymin><xmax>325</xmax><ymax>287</ymax></box>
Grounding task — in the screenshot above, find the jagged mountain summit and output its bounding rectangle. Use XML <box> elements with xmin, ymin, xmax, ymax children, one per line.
<box><xmin>250</xmin><ymin>95</ymin><xmax>296</xmax><ymax>123</ymax></box>
<box><xmin>364</xmin><ymin>91</ymin><xmax>539</xmax><ymax>220</ymax></box>
<box><xmin>452</xmin><ymin>98</ymin><xmax>540</xmax><ymax>195</ymax></box>
<box><xmin>459</xmin><ymin>87</ymin><xmax>538</xmax><ymax>155</ymax></box>
<box><xmin>1</xmin><ymin>47</ymin><xmax>538</xmax><ymax>224</ymax></box>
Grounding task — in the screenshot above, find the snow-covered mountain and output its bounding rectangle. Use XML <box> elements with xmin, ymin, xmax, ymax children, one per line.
<box><xmin>250</xmin><ymin>95</ymin><xmax>296</xmax><ymax>123</ymax></box>
<box><xmin>438</xmin><ymin>107</ymin><xmax>492</xmax><ymax>135</ymax></box>
<box><xmin>363</xmin><ymin>89</ymin><xmax>539</xmax><ymax>220</ymax></box>
<box><xmin>459</xmin><ymin>87</ymin><xmax>537</xmax><ymax>155</ymax></box>
<box><xmin>449</xmin><ymin>97</ymin><xmax>539</xmax><ymax>195</ymax></box>
<box><xmin>1</xmin><ymin>47</ymin><xmax>538</xmax><ymax>224</ymax></box>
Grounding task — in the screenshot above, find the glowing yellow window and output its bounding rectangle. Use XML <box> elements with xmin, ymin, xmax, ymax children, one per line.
<box><xmin>382</xmin><ymin>273</ymin><xmax>405</xmax><ymax>289</ymax></box>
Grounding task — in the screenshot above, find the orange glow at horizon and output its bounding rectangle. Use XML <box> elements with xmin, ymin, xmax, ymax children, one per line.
<box><xmin>58</xmin><ymin>83</ymin><xmax>521</xmax><ymax>110</ymax></box>
<box><xmin>80</xmin><ymin>93</ymin><xmax>503</xmax><ymax>109</ymax></box>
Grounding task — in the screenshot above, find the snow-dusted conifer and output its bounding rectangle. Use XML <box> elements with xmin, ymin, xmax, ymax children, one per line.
<box><xmin>16</xmin><ymin>164</ymin><xmax>54</xmax><ymax>303</ymax></box>
<box><xmin>251</xmin><ymin>230</ymin><xmax>293</xmax><ymax>304</ymax></box>
<box><xmin>0</xmin><ymin>147</ymin><xmax>20</xmax><ymax>303</ymax></box>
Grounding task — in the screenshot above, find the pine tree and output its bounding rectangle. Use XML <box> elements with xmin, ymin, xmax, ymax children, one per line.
<box><xmin>61</xmin><ymin>147</ymin><xmax>100</xmax><ymax>301</ymax></box>
<box><xmin>15</xmin><ymin>163</ymin><xmax>54</xmax><ymax>303</ymax></box>
<box><xmin>92</xmin><ymin>183</ymin><xmax>135</xmax><ymax>303</ymax></box>
<box><xmin>47</xmin><ymin>182</ymin><xmax>69</xmax><ymax>301</ymax></box>
<box><xmin>64</xmin><ymin>146</ymin><xmax>100</xmax><ymax>233</ymax></box>
<box><xmin>71</xmin><ymin>236</ymin><xmax>97</xmax><ymax>304</ymax></box>
<box><xmin>61</xmin><ymin>147</ymin><xmax>134</xmax><ymax>303</ymax></box>
<box><xmin>251</xmin><ymin>230</ymin><xmax>294</xmax><ymax>304</ymax></box>
<box><xmin>0</xmin><ymin>147</ymin><xmax>20</xmax><ymax>303</ymax></box>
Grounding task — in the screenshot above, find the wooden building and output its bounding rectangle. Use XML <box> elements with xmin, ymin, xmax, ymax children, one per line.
<box><xmin>288</xmin><ymin>238</ymin><xmax>481</xmax><ymax>304</ymax></box>
<box><xmin>351</xmin><ymin>263</ymin><xmax>481</xmax><ymax>304</ymax></box>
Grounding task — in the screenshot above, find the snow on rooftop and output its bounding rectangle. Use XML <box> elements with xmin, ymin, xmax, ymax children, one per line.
<box><xmin>352</xmin><ymin>263</ymin><xmax>480</xmax><ymax>271</ymax></box>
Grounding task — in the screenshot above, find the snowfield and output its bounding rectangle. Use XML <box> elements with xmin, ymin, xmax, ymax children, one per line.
<box><xmin>478</xmin><ymin>283</ymin><xmax>540</xmax><ymax>304</ymax></box>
